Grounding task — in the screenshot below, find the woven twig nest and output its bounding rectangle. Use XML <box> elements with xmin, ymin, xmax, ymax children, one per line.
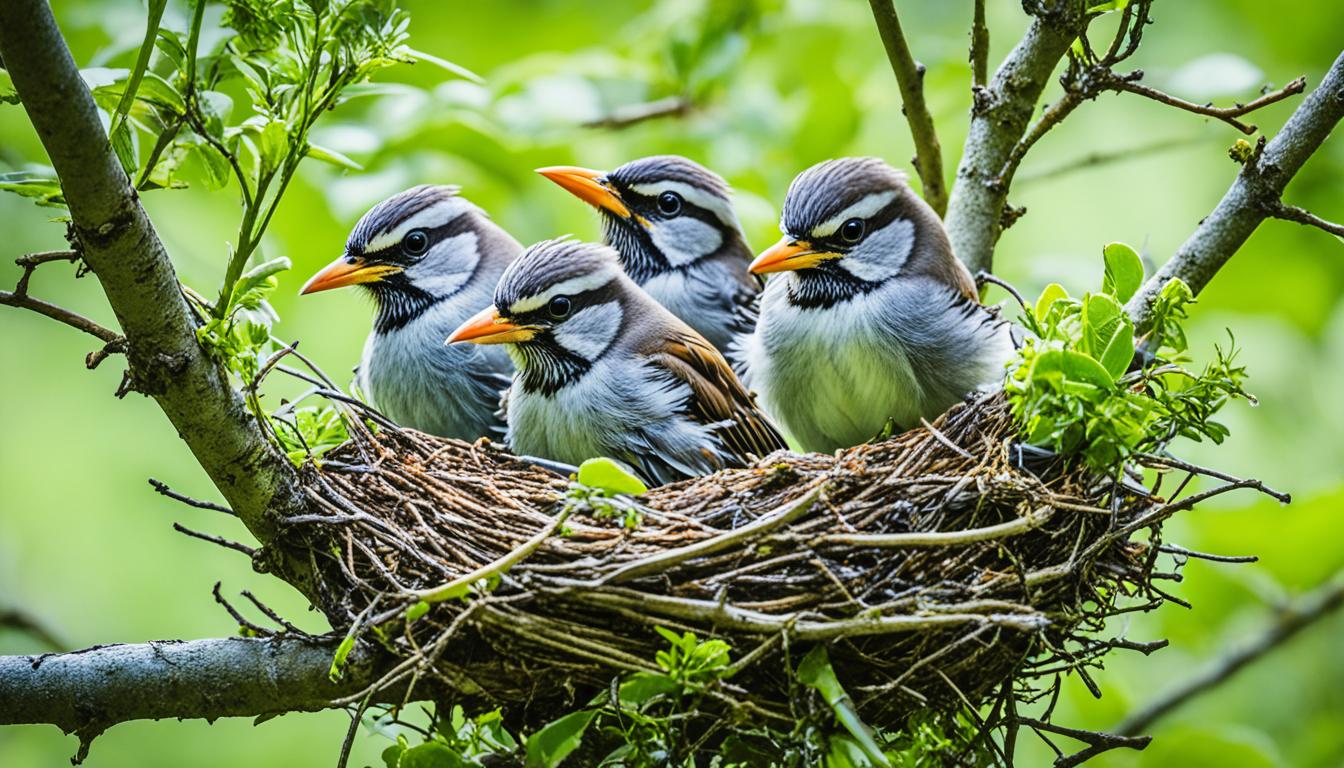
<box><xmin>274</xmin><ymin>392</ymin><xmax>1227</xmax><ymax>732</ymax></box>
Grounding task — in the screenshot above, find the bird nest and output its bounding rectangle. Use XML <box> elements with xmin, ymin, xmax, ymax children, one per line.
<box><xmin>269</xmin><ymin>391</ymin><xmax>1274</xmax><ymax>737</ymax></box>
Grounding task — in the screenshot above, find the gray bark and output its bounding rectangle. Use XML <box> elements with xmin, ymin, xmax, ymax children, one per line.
<box><xmin>0</xmin><ymin>0</ymin><xmax>315</xmax><ymax>594</ymax></box>
<box><xmin>0</xmin><ymin>638</ymin><xmax>376</xmax><ymax>752</ymax></box>
<box><xmin>1126</xmin><ymin>50</ymin><xmax>1344</xmax><ymax>333</ymax></box>
<box><xmin>944</xmin><ymin>12</ymin><xmax>1078</xmax><ymax>274</ymax></box>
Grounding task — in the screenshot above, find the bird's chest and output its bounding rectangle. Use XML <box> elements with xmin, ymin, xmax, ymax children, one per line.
<box><xmin>751</xmin><ymin>287</ymin><xmax>922</xmax><ymax>451</ymax></box>
<box><xmin>360</xmin><ymin>317</ymin><xmax>505</xmax><ymax>438</ymax></box>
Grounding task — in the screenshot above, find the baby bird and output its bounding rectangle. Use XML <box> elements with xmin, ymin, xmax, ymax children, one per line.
<box><xmin>301</xmin><ymin>185</ymin><xmax>520</xmax><ymax>440</ymax></box>
<box><xmin>741</xmin><ymin>157</ymin><xmax>1014</xmax><ymax>454</ymax></box>
<box><xmin>536</xmin><ymin>156</ymin><xmax>759</xmax><ymax>353</ymax></box>
<box><xmin>447</xmin><ymin>238</ymin><xmax>785</xmax><ymax>485</ymax></box>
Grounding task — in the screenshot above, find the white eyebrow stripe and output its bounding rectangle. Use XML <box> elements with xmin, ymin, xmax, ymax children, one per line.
<box><xmin>364</xmin><ymin>197</ymin><xmax>477</xmax><ymax>254</ymax></box>
<box><xmin>809</xmin><ymin>191</ymin><xmax>898</xmax><ymax>239</ymax></box>
<box><xmin>628</xmin><ymin>181</ymin><xmax>736</xmax><ymax>226</ymax></box>
<box><xmin>508</xmin><ymin>267</ymin><xmax>618</xmax><ymax>314</ymax></box>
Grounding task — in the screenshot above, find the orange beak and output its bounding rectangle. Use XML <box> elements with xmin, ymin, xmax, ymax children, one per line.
<box><xmin>300</xmin><ymin>256</ymin><xmax>402</xmax><ymax>295</ymax></box>
<box><xmin>446</xmin><ymin>305</ymin><xmax>539</xmax><ymax>345</ymax></box>
<box><xmin>536</xmin><ymin>165</ymin><xmax>632</xmax><ymax>218</ymax></box>
<box><xmin>749</xmin><ymin>238</ymin><xmax>841</xmax><ymax>274</ymax></box>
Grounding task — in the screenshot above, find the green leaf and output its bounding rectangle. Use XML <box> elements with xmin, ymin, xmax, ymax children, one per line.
<box><xmin>524</xmin><ymin>709</ymin><xmax>596</xmax><ymax>768</ymax></box>
<box><xmin>1099</xmin><ymin>321</ymin><xmax>1136</xmax><ymax>380</ymax></box>
<box><xmin>110</xmin><ymin>120</ymin><xmax>138</xmax><ymax>178</ymax></box>
<box><xmin>0</xmin><ymin>171</ymin><xmax>65</xmax><ymax>207</ymax></box>
<box><xmin>306</xmin><ymin>142</ymin><xmax>364</xmax><ymax>171</ymax></box>
<box><xmin>797</xmin><ymin>646</ymin><xmax>890</xmax><ymax>767</ymax></box>
<box><xmin>400</xmin><ymin>742</ymin><xmax>470</xmax><ymax>768</ymax></box>
<box><xmin>616</xmin><ymin>672</ymin><xmax>679</xmax><ymax>707</ymax></box>
<box><xmin>1081</xmin><ymin>293</ymin><xmax>1124</xmax><ymax>359</ymax></box>
<box><xmin>402</xmin><ymin>47</ymin><xmax>484</xmax><ymax>84</ymax></box>
<box><xmin>405</xmin><ymin>600</ymin><xmax>430</xmax><ymax>623</ymax></box>
<box><xmin>576</xmin><ymin>457</ymin><xmax>647</xmax><ymax>496</ymax></box>
<box><xmin>382</xmin><ymin>740</ymin><xmax>407</xmax><ymax>768</ymax></box>
<box><xmin>1034</xmin><ymin>282</ymin><xmax>1068</xmax><ymax>325</ymax></box>
<box><xmin>0</xmin><ymin>68</ymin><xmax>17</xmax><ymax>105</ymax></box>
<box><xmin>1101</xmin><ymin>242</ymin><xmax>1144</xmax><ymax>302</ymax></box>
<box><xmin>329</xmin><ymin>634</ymin><xmax>355</xmax><ymax>682</ymax></box>
<box><xmin>258</xmin><ymin>119</ymin><xmax>290</xmax><ymax>177</ymax></box>
<box><xmin>1030</xmin><ymin>348</ymin><xmax>1116</xmax><ymax>388</ymax></box>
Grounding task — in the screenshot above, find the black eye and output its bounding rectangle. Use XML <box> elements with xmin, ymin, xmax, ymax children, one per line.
<box><xmin>839</xmin><ymin>218</ymin><xmax>865</xmax><ymax>244</ymax></box>
<box><xmin>656</xmin><ymin>191</ymin><xmax>682</xmax><ymax>216</ymax></box>
<box><xmin>548</xmin><ymin>295</ymin><xmax>572</xmax><ymax>319</ymax></box>
<box><xmin>403</xmin><ymin>229</ymin><xmax>430</xmax><ymax>256</ymax></box>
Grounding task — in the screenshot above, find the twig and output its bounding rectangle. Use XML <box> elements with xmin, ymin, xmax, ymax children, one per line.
<box><xmin>1264</xmin><ymin>199</ymin><xmax>1344</xmax><ymax>238</ymax></box>
<box><xmin>1016</xmin><ymin>135</ymin><xmax>1205</xmax><ymax>184</ymax></box>
<box><xmin>1115</xmin><ymin>571</ymin><xmax>1344</xmax><ymax>737</ymax></box>
<box><xmin>173</xmin><ymin>523</ymin><xmax>257</xmax><ymax>557</ymax></box>
<box><xmin>0</xmin><ymin>290</ymin><xmax>123</xmax><ymax>344</ymax></box>
<box><xmin>582</xmin><ymin>96</ymin><xmax>691</xmax><ymax>129</ymax></box>
<box><xmin>413</xmin><ymin>507</ymin><xmax>573</xmax><ymax>603</ymax></box>
<box><xmin>970</xmin><ymin>0</ymin><xmax>989</xmax><ymax>88</ymax></box>
<box><xmin>868</xmin><ymin>0</ymin><xmax>948</xmax><ymax>215</ymax></box>
<box><xmin>149</xmin><ymin>478</ymin><xmax>236</xmax><ymax>515</ymax></box>
<box><xmin>595</xmin><ymin>482</ymin><xmax>825</xmax><ymax>585</ymax></box>
<box><xmin>815</xmin><ymin>506</ymin><xmax>1052</xmax><ymax>548</ymax></box>
<box><xmin>212</xmin><ymin>582</ymin><xmax>272</xmax><ymax>637</ymax></box>
<box><xmin>1018</xmin><ymin>717</ymin><xmax>1150</xmax><ymax>767</ymax></box>
<box><xmin>14</xmin><ymin>249</ymin><xmax>80</xmax><ymax>295</ymax></box>
<box><xmin>1111</xmin><ymin>76</ymin><xmax>1306</xmax><ymax>135</ymax></box>
<box><xmin>240</xmin><ymin>590</ymin><xmax>310</xmax><ymax>636</ymax></box>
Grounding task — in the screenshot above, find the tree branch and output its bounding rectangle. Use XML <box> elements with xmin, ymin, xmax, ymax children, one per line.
<box><xmin>944</xmin><ymin>6</ymin><xmax>1082</xmax><ymax>274</ymax></box>
<box><xmin>1127</xmin><ymin>51</ymin><xmax>1344</xmax><ymax>333</ymax></box>
<box><xmin>0</xmin><ymin>290</ymin><xmax>122</xmax><ymax>344</ymax></box>
<box><xmin>1111</xmin><ymin>75</ymin><xmax>1306</xmax><ymax>135</ymax></box>
<box><xmin>0</xmin><ymin>0</ymin><xmax>315</xmax><ymax>593</ymax></box>
<box><xmin>1114</xmin><ymin>571</ymin><xmax>1344</xmax><ymax>737</ymax></box>
<box><xmin>868</xmin><ymin>0</ymin><xmax>948</xmax><ymax>216</ymax></box>
<box><xmin>582</xmin><ymin>96</ymin><xmax>691</xmax><ymax>129</ymax></box>
<box><xmin>970</xmin><ymin>0</ymin><xmax>989</xmax><ymax>88</ymax></box>
<box><xmin>0</xmin><ymin>637</ymin><xmax>387</xmax><ymax>761</ymax></box>
<box><xmin>1264</xmin><ymin>199</ymin><xmax>1344</xmax><ymax>238</ymax></box>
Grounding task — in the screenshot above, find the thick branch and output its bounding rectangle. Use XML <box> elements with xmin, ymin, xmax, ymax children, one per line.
<box><xmin>945</xmin><ymin>8</ymin><xmax>1081</xmax><ymax>274</ymax></box>
<box><xmin>0</xmin><ymin>1</ymin><xmax>314</xmax><ymax>592</ymax></box>
<box><xmin>868</xmin><ymin>0</ymin><xmax>948</xmax><ymax>216</ymax></box>
<box><xmin>0</xmin><ymin>637</ymin><xmax>384</xmax><ymax>751</ymax></box>
<box><xmin>1114</xmin><ymin>572</ymin><xmax>1344</xmax><ymax>737</ymax></box>
<box><xmin>1127</xmin><ymin>51</ymin><xmax>1344</xmax><ymax>333</ymax></box>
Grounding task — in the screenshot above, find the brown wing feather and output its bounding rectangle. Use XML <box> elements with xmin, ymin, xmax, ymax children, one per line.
<box><xmin>653</xmin><ymin>331</ymin><xmax>787</xmax><ymax>464</ymax></box>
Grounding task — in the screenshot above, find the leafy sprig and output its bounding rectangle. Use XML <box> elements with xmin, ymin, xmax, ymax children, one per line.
<box><xmin>1006</xmin><ymin>242</ymin><xmax>1251</xmax><ymax>471</ymax></box>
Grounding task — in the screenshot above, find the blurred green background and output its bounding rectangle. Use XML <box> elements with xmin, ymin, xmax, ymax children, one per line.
<box><xmin>2</xmin><ymin>1</ymin><xmax>1341</xmax><ymax>766</ymax></box>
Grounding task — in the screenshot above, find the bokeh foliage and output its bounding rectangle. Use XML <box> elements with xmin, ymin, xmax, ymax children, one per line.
<box><xmin>1</xmin><ymin>0</ymin><xmax>1342</xmax><ymax>766</ymax></box>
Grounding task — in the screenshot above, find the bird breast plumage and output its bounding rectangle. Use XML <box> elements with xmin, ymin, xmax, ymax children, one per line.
<box><xmin>744</xmin><ymin>273</ymin><xmax>1013</xmax><ymax>453</ymax></box>
<box><xmin>360</xmin><ymin>287</ymin><xmax>512</xmax><ymax>440</ymax></box>
<box><xmin>504</xmin><ymin>354</ymin><xmax>729</xmax><ymax>485</ymax></box>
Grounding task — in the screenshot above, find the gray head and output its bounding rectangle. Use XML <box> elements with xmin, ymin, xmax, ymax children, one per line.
<box><xmin>537</xmin><ymin>155</ymin><xmax>746</xmax><ymax>283</ymax></box>
<box><xmin>447</xmin><ymin>238</ymin><xmax>632</xmax><ymax>394</ymax></box>
<box><xmin>302</xmin><ymin>185</ymin><xmax>512</xmax><ymax>331</ymax></box>
<box><xmin>751</xmin><ymin>157</ymin><xmax>957</xmax><ymax>308</ymax></box>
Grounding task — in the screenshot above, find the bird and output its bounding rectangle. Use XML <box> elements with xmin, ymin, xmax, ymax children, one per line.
<box><xmin>446</xmin><ymin>237</ymin><xmax>786</xmax><ymax>485</ymax></box>
<box><xmin>740</xmin><ymin>157</ymin><xmax>1015</xmax><ymax>454</ymax></box>
<box><xmin>536</xmin><ymin>155</ymin><xmax>759</xmax><ymax>354</ymax></box>
<box><xmin>300</xmin><ymin>184</ymin><xmax>521</xmax><ymax>441</ymax></box>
